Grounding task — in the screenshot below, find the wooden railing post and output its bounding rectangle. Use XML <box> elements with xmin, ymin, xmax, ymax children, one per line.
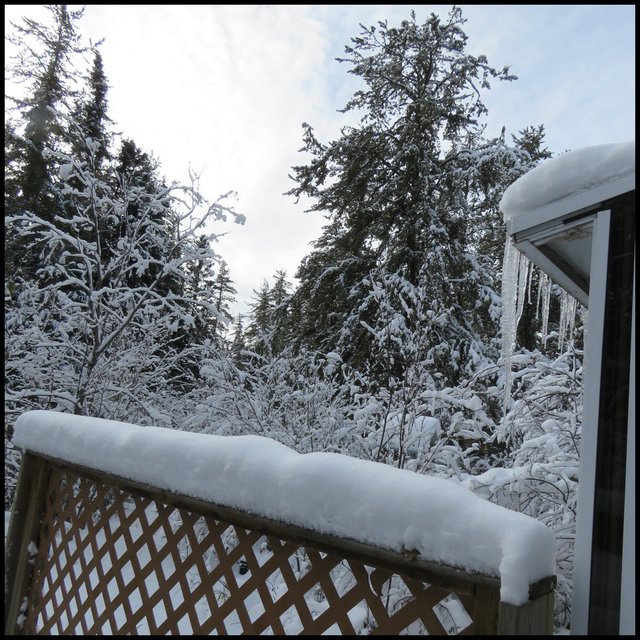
<box><xmin>4</xmin><ymin>453</ymin><xmax>50</xmax><ymax>635</ymax></box>
<box><xmin>497</xmin><ymin>576</ymin><xmax>556</xmax><ymax>635</ymax></box>
<box><xmin>472</xmin><ymin>583</ymin><xmax>500</xmax><ymax>634</ymax></box>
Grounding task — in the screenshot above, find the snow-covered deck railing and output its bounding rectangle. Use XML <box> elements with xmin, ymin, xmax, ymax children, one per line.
<box><xmin>6</xmin><ymin>412</ymin><xmax>556</xmax><ymax>635</ymax></box>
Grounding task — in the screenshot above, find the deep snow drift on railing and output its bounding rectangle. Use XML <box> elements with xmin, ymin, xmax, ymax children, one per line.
<box><xmin>12</xmin><ymin>410</ymin><xmax>555</xmax><ymax>607</ymax></box>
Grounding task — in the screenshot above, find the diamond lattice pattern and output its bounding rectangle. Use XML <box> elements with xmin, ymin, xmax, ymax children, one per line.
<box><xmin>23</xmin><ymin>466</ymin><xmax>477</xmax><ymax>635</ymax></box>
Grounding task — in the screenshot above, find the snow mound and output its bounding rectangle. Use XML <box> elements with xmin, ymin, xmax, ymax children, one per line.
<box><xmin>13</xmin><ymin>410</ymin><xmax>556</xmax><ymax>605</ymax></box>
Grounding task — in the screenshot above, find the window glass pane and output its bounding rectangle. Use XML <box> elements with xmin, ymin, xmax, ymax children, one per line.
<box><xmin>588</xmin><ymin>196</ymin><xmax>634</xmax><ymax>634</ymax></box>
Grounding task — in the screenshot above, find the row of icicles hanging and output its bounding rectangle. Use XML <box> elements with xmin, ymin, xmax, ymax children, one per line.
<box><xmin>499</xmin><ymin>234</ymin><xmax>581</xmax><ymax>439</ymax></box>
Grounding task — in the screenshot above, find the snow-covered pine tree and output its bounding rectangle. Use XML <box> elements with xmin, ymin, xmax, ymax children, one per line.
<box><xmin>245</xmin><ymin>280</ymin><xmax>275</xmax><ymax>356</ymax></box>
<box><xmin>71</xmin><ymin>48</ymin><xmax>112</xmax><ymax>171</ymax></box>
<box><xmin>245</xmin><ymin>271</ymin><xmax>293</xmax><ymax>357</ymax></box>
<box><xmin>210</xmin><ymin>261</ymin><xmax>238</xmax><ymax>342</ymax></box>
<box><xmin>286</xmin><ymin>8</ymin><xmax>537</xmax><ymax>387</ymax></box>
<box><xmin>281</xmin><ymin>9</ymin><xmax>557</xmax><ymax>482</ymax></box>
<box><xmin>5</xmin><ymin>5</ymin><xmax>88</xmax><ymax>285</ymax></box>
<box><xmin>230</xmin><ymin>314</ymin><xmax>247</xmax><ymax>356</ymax></box>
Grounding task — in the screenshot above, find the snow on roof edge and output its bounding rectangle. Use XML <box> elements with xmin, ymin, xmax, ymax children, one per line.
<box><xmin>13</xmin><ymin>410</ymin><xmax>556</xmax><ymax>605</ymax></box>
<box><xmin>500</xmin><ymin>140</ymin><xmax>635</xmax><ymax>227</ymax></box>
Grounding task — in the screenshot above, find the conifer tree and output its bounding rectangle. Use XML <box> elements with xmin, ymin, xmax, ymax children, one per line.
<box><xmin>111</xmin><ymin>139</ymin><xmax>179</xmax><ymax>295</ymax></box>
<box><xmin>245</xmin><ymin>272</ymin><xmax>293</xmax><ymax>356</ymax></box>
<box><xmin>5</xmin><ymin>5</ymin><xmax>88</xmax><ymax>283</ymax></box>
<box><xmin>71</xmin><ymin>48</ymin><xmax>111</xmax><ymax>170</ymax></box>
<box><xmin>211</xmin><ymin>261</ymin><xmax>237</xmax><ymax>340</ymax></box>
<box><xmin>269</xmin><ymin>270</ymin><xmax>293</xmax><ymax>353</ymax></box>
<box><xmin>286</xmin><ymin>8</ymin><xmax>536</xmax><ymax>384</ymax></box>
<box><xmin>246</xmin><ymin>280</ymin><xmax>274</xmax><ymax>355</ymax></box>
<box><xmin>230</xmin><ymin>314</ymin><xmax>247</xmax><ymax>356</ymax></box>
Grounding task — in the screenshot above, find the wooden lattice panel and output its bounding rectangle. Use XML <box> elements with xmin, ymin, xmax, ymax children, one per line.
<box><xmin>22</xmin><ymin>465</ymin><xmax>480</xmax><ymax>635</ymax></box>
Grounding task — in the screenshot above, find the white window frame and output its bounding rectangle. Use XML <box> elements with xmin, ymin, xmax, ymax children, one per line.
<box><xmin>571</xmin><ymin>209</ymin><xmax>610</xmax><ymax>634</ymax></box>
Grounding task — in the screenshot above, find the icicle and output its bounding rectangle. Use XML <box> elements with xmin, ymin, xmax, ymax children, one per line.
<box><xmin>526</xmin><ymin>257</ymin><xmax>534</xmax><ymax>304</ymax></box>
<box><xmin>535</xmin><ymin>271</ymin><xmax>542</xmax><ymax>321</ymax></box>
<box><xmin>538</xmin><ymin>272</ymin><xmax>551</xmax><ymax>349</ymax></box>
<box><xmin>514</xmin><ymin>254</ymin><xmax>531</xmax><ymax>329</ymax></box>
<box><xmin>500</xmin><ymin>235</ymin><xmax>519</xmax><ymax>369</ymax></box>
<box><xmin>499</xmin><ymin>234</ymin><xmax>530</xmax><ymax>440</ymax></box>
<box><xmin>558</xmin><ymin>291</ymin><xmax>578</xmax><ymax>352</ymax></box>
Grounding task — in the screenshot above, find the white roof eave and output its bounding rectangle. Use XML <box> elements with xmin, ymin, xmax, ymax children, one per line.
<box><xmin>507</xmin><ymin>172</ymin><xmax>635</xmax><ymax>238</ymax></box>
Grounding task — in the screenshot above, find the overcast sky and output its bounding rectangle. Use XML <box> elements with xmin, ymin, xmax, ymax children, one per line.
<box><xmin>5</xmin><ymin>4</ymin><xmax>635</xmax><ymax>316</ymax></box>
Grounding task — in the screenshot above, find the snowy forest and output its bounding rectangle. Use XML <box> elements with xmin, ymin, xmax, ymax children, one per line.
<box><xmin>5</xmin><ymin>7</ymin><xmax>583</xmax><ymax>631</ymax></box>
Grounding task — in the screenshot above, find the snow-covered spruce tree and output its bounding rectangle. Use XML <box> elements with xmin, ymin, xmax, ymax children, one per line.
<box><xmin>286</xmin><ymin>9</ymin><xmax>538</xmax><ymax>388</ymax></box>
<box><xmin>230</xmin><ymin>314</ymin><xmax>247</xmax><ymax>356</ymax></box>
<box><xmin>244</xmin><ymin>271</ymin><xmax>293</xmax><ymax>357</ymax></box>
<box><xmin>210</xmin><ymin>261</ymin><xmax>238</xmax><ymax>341</ymax></box>
<box><xmin>245</xmin><ymin>280</ymin><xmax>275</xmax><ymax>356</ymax></box>
<box><xmin>108</xmin><ymin>138</ymin><xmax>212</xmax><ymax>385</ymax></box>
<box><xmin>181</xmin><ymin>237</ymin><xmax>237</xmax><ymax>349</ymax></box>
<box><xmin>70</xmin><ymin>47</ymin><xmax>112</xmax><ymax>172</ymax></box>
<box><xmin>5</xmin><ymin>5</ymin><xmax>88</xmax><ymax>285</ymax></box>
<box><xmin>283</xmin><ymin>9</ymin><xmax>554</xmax><ymax>475</ymax></box>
